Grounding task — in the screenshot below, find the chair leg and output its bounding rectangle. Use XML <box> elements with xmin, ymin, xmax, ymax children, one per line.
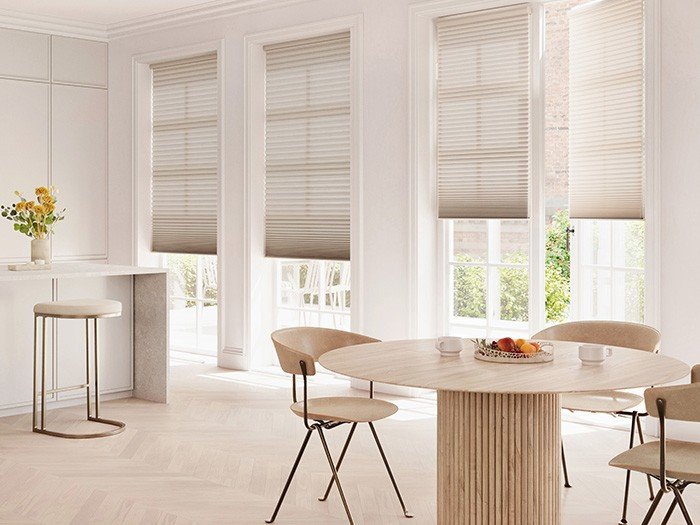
<box><xmin>619</xmin><ymin>411</ymin><xmax>638</xmax><ymax>525</ymax></box>
<box><xmin>671</xmin><ymin>484</ymin><xmax>694</xmax><ymax>525</ymax></box>
<box><xmin>368</xmin><ymin>422</ymin><xmax>413</xmax><ymax>518</ymax></box>
<box><xmin>266</xmin><ymin>429</ymin><xmax>313</xmax><ymax>524</ymax></box>
<box><xmin>636</xmin><ymin>415</ymin><xmax>655</xmax><ymax>500</ymax></box>
<box><xmin>319</xmin><ymin>422</ymin><xmax>357</xmax><ymax>501</ymax></box>
<box><xmin>661</xmin><ymin>495</ymin><xmax>679</xmax><ymax>525</ymax></box>
<box><xmin>317</xmin><ymin>426</ymin><xmax>354</xmax><ymax>525</ymax></box>
<box><xmin>561</xmin><ymin>440</ymin><xmax>572</xmax><ymax>488</ymax></box>
<box><xmin>642</xmin><ymin>488</ymin><xmax>666</xmax><ymax>525</ymax></box>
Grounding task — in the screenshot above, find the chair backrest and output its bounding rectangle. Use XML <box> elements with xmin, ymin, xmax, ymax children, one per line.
<box><xmin>644</xmin><ymin>367</ymin><xmax>700</xmax><ymax>423</ymax></box>
<box><xmin>532</xmin><ymin>320</ymin><xmax>660</xmax><ymax>353</ymax></box>
<box><xmin>271</xmin><ymin>327</ymin><xmax>379</xmax><ymax>376</ymax></box>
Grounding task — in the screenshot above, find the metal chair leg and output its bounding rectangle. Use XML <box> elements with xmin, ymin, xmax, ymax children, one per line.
<box><xmin>319</xmin><ymin>422</ymin><xmax>357</xmax><ymax>501</ymax></box>
<box><xmin>265</xmin><ymin>428</ymin><xmax>313</xmax><ymax>524</ymax></box>
<box><xmin>636</xmin><ymin>415</ymin><xmax>655</xmax><ymax>500</ymax></box>
<box><xmin>661</xmin><ymin>495</ymin><xmax>679</xmax><ymax>525</ymax></box>
<box><xmin>671</xmin><ymin>485</ymin><xmax>694</xmax><ymax>525</ymax></box>
<box><xmin>561</xmin><ymin>441</ymin><xmax>572</xmax><ymax>488</ymax></box>
<box><xmin>317</xmin><ymin>426</ymin><xmax>354</xmax><ymax>525</ymax></box>
<box><xmin>368</xmin><ymin>422</ymin><xmax>413</xmax><ymax>518</ymax></box>
<box><xmin>619</xmin><ymin>411</ymin><xmax>638</xmax><ymax>524</ymax></box>
<box><xmin>642</xmin><ymin>488</ymin><xmax>666</xmax><ymax>525</ymax></box>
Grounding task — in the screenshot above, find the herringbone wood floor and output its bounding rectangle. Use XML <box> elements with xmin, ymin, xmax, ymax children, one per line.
<box><xmin>0</xmin><ymin>360</ymin><xmax>696</xmax><ymax>524</ymax></box>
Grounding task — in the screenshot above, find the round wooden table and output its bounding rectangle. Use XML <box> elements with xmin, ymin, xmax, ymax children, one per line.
<box><xmin>319</xmin><ymin>339</ymin><xmax>690</xmax><ymax>525</ymax></box>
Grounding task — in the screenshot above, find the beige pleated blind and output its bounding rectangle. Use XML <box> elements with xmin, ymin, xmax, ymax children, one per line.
<box><xmin>150</xmin><ymin>53</ymin><xmax>219</xmax><ymax>254</ymax></box>
<box><xmin>264</xmin><ymin>32</ymin><xmax>351</xmax><ymax>261</ymax></box>
<box><xmin>436</xmin><ymin>4</ymin><xmax>532</xmax><ymax>219</ymax></box>
<box><xmin>569</xmin><ymin>0</ymin><xmax>645</xmax><ymax>219</ymax></box>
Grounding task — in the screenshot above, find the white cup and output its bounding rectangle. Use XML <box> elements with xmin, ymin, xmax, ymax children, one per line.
<box><xmin>436</xmin><ymin>336</ymin><xmax>465</xmax><ymax>356</ymax></box>
<box><xmin>578</xmin><ymin>344</ymin><xmax>613</xmax><ymax>365</ymax></box>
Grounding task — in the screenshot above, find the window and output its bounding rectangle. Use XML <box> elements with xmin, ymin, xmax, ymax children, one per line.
<box><xmin>275</xmin><ymin>259</ymin><xmax>350</xmax><ymax>331</ymax></box>
<box><xmin>442</xmin><ymin>0</ymin><xmax>649</xmax><ymax>336</ymax></box>
<box><xmin>150</xmin><ymin>52</ymin><xmax>220</xmax><ymax>355</ymax></box>
<box><xmin>447</xmin><ymin>220</ymin><xmax>530</xmax><ymax>339</ymax></box>
<box><xmin>166</xmin><ymin>254</ymin><xmax>218</xmax><ymax>355</ymax></box>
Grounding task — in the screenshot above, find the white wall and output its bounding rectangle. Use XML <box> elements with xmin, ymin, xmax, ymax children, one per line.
<box><xmin>658</xmin><ymin>0</ymin><xmax>700</xmax><ymax>437</ymax></box>
<box><xmin>109</xmin><ymin>0</ymin><xmax>700</xmax><ymax>377</ymax></box>
<box><xmin>108</xmin><ymin>0</ymin><xmax>413</xmax><ymax>365</ymax></box>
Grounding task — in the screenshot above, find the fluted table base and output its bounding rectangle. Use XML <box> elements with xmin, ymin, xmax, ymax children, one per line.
<box><xmin>437</xmin><ymin>391</ymin><xmax>561</xmax><ymax>525</ymax></box>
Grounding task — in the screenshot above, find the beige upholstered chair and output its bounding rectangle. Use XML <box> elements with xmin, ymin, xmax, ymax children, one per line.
<box><xmin>610</xmin><ymin>365</ymin><xmax>700</xmax><ymax>525</ymax></box>
<box><xmin>266</xmin><ymin>327</ymin><xmax>412</xmax><ymax>524</ymax></box>
<box><xmin>532</xmin><ymin>320</ymin><xmax>661</xmax><ymax>524</ymax></box>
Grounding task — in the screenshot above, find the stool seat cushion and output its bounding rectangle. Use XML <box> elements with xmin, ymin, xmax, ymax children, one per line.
<box><xmin>34</xmin><ymin>299</ymin><xmax>122</xmax><ymax>318</ymax></box>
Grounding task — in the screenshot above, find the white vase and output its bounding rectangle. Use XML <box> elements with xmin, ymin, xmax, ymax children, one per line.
<box><xmin>31</xmin><ymin>238</ymin><xmax>51</xmax><ymax>263</ymax></box>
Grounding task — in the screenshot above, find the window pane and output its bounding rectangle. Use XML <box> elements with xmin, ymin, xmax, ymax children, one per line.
<box><xmin>499</xmin><ymin>266</ymin><xmax>529</xmax><ymax>322</ymax></box>
<box><xmin>167</xmin><ymin>254</ymin><xmax>197</xmax><ymax>298</ymax></box>
<box><xmin>325</xmin><ymin>262</ymin><xmax>351</xmax><ymax>309</ymax></box>
<box><xmin>613</xmin><ymin>220</ymin><xmax>645</xmax><ymax>269</ymax></box>
<box><xmin>500</xmin><ymin>220</ymin><xmax>529</xmax><ymax>263</ymax></box>
<box><xmin>169</xmin><ymin>298</ymin><xmax>197</xmax><ymax>350</ymax></box>
<box><xmin>452</xmin><ymin>265</ymin><xmax>486</xmax><ymax>319</ymax></box>
<box><xmin>580</xmin><ymin>220</ymin><xmax>611</xmax><ymax>266</ymax></box>
<box><xmin>581</xmin><ymin>268</ymin><xmax>612</xmax><ymax>319</ymax></box>
<box><xmin>199</xmin><ymin>303</ymin><xmax>218</xmax><ymax>351</ymax></box>
<box><xmin>624</xmin><ymin>272</ymin><xmax>645</xmax><ymax>322</ymax></box>
<box><xmin>452</xmin><ymin>220</ymin><xmax>488</xmax><ymax>263</ymax></box>
<box><xmin>201</xmin><ymin>255</ymin><xmax>217</xmax><ymax>302</ymax></box>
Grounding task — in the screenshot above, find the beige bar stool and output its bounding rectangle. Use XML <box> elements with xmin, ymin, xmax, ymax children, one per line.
<box><xmin>33</xmin><ymin>298</ymin><xmax>126</xmax><ymax>439</ymax></box>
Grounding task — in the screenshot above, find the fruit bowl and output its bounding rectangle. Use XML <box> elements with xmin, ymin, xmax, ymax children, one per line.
<box><xmin>472</xmin><ymin>338</ymin><xmax>553</xmax><ymax>364</ymax></box>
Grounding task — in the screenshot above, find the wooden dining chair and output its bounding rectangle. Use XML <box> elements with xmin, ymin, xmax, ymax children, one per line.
<box><xmin>532</xmin><ymin>320</ymin><xmax>661</xmax><ymax>524</ymax></box>
<box><xmin>609</xmin><ymin>365</ymin><xmax>700</xmax><ymax>525</ymax></box>
<box><xmin>265</xmin><ymin>327</ymin><xmax>413</xmax><ymax>524</ymax></box>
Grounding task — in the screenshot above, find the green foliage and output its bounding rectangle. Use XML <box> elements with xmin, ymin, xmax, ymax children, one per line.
<box><xmin>544</xmin><ymin>210</ymin><xmax>571</xmax><ymax>322</ymax></box>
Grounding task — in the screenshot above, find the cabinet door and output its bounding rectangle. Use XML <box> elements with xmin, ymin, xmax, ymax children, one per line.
<box><xmin>0</xmin><ymin>28</ymin><xmax>50</xmax><ymax>81</ymax></box>
<box><xmin>51</xmin><ymin>85</ymin><xmax>107</xmax><ymax>259</ymax></box>
<box><xmin>56</xmin><ymin>276</ymin><xmax>133</xmax><ymax>399</ymax></box>
<box><xmin>0</xmin><ymin>280</ymin><xmax>54</xmax><ymax>409</ymax></box>
<box><xmin>51</xmin><ymin>36</ymin><xmax>107</xmax><ymax>88</ymax></box>
<box><xmin>0</xmin><ymin>79</ymin><xmax>49</xmax><ymax>262</ymax></box>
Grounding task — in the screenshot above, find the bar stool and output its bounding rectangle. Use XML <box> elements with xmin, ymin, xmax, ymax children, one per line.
<box><xmin>33</xmin><ymin>298</ymin><xmax>126</xmax><ymax>439</ymax></box>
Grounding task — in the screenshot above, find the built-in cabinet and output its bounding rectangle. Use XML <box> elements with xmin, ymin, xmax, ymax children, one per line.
<box><xmin>0</xmin><ymin>28</ymin><xmax>130</xmax><ymax>415</ymax></box>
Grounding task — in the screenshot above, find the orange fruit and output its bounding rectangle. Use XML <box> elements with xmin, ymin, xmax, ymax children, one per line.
<box><xmin>520</xmin><ymin>342</ymin><xmax>537</xmax><ymax>354</ymax></box>
<box><xmin>515</xmin><ymin>338</ymin><xmax>526</xmax><ymax>349</ymax></box>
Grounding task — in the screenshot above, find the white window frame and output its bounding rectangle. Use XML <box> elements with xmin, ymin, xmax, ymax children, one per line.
<box><xmin>131</xmin><ymin>40</ymin><xmax>226</xmax><ymax>362</ymax></box>
<box><xmin>411</xmin><ymin>0</ymin><xmax>660</xmax><ymax>339</ymax></box>
<box><xmin>244</xmin><ymin>16</ymin><xmax>363</xmax><ymax>369</ymax></box>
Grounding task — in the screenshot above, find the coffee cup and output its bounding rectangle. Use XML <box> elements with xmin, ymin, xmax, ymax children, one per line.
<box><xmin>436</xmin><ymin>336</ymin><xmax>465</xmax><ymax>356</ymax></box>
<box><xmin>578</xmin><ymin>344</ymin><xmax>613</xmax><ymax>365</ymax></box>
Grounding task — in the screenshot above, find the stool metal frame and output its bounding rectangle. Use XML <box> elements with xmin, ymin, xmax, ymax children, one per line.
<box><xmin>32</xmin><ymin>310</ymin><xmax>125</xmax><ymax>439</ymax></box>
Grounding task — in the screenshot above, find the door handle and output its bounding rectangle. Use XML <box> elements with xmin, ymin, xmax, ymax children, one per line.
<box><xmin>566</xmin><ymin>227</ymin><xmax>575</xmax><ymax>252</ymax></box>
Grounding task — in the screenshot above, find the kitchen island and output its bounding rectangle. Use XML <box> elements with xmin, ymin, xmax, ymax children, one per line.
<box><xmin>0</xmin><ymin>263</ymin><xmax>168</xmax><ymax>416</ymax></box>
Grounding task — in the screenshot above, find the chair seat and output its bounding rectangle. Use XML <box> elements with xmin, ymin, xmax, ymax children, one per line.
<box><xmin>290</xmin><ymin>396</ymin><xmax>398</xmax><ymax>423</ymax></box>
<box><xmin>34</xmin><ymin>299</ymin><xmax>122</xmax><ymax>318</ymax></box>
<box><xmin>610</xmin><ymin>440</ymin><xmax>700</xmax><ymax>483</ymax></box>
<box><xmin>562</xmin><ymin>390</ymin><xmax>642</xmax><ymax>413</ymax></box>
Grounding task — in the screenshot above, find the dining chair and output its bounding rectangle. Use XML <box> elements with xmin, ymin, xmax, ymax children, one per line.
<box><xmin>609</xmin><ymin>364</ymin><xmax>700</xmax><ymax>525</ymax></box>
<box><xmin>266</xmin><ymin>327</ymin><xmax>413</xmax><ymax>524</ymax></box>
<box><xmin>532</xmin><ymin>320</ymin><xmax>661</xmax><ymax>524</ymax></box>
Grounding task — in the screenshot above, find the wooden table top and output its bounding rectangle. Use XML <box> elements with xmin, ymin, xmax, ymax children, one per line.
<box><xmin>319</xmin><ymin>339</ymin><xmax>690</xmax><ymax>394</ymax></box>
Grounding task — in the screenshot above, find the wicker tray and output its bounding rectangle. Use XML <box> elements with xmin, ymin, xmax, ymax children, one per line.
<box><xmin>472</xmin><ymin>340</ymin><xmax>554</xmax><ymax>363</ymax></box>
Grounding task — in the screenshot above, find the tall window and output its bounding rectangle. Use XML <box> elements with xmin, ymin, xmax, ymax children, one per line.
<box><xmin>151</xmin><ymin>52</ymin><xmax>219</xmax><ymax>355</ymax></box>
<box><xmin>264</xmin><ymin>32</ymin><xmax>353</xmax><ymax>330</ymax></box>
<box><xmin>441</xmin><ymin>0</ymin><xmax>648</xmax><ymax>336</ymax></box>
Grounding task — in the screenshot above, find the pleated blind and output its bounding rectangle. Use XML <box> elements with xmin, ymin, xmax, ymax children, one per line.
<box><xmin>264</xmin><ymin>32</ymin><xmax>351</xmax><ymax>261</ymax></box>
<box><xmin>151</xmin><ymin>53</ymin><xmax>219</xmax><ymax>254</ymax></box>
<box><xmin>569</xmin><ymin>0</ymin><xmax>645</xmax><ymax>219</ymax></box>
<box><xmin>436</xmin><ymin>4</ymin><xmax>532</xmax><ymax>219</ymax></box>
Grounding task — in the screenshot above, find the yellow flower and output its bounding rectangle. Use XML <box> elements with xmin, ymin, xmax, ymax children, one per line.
<box><xmin>35</xmin><ymin>186</ymin><xmax>49</xmax><ymax>196</ymax></box>
<box><xmin>15</xmin><ymin>201</ymin><xmax>26</xmax><ymax>212</ymax></box>
<box><xmin>26</xmin><ymin>201</ymin><xmax>35</xmax><ymax>211</ymax></box>
<box><xmin>45</xmin><ymin>203</ymin><xmax>55</xmax><ymax>213</ymax></box>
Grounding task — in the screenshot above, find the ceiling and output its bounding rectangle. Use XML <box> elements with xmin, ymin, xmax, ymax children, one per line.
<box><xmin>0</xmin><ymin>0</ymin><xmax>224</xmax><ymax>26</ymax></box>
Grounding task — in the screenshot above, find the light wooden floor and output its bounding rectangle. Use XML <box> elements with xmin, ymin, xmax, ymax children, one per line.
<box><xmin>0</xmin><ymin>360</ymin><xmax>696</xmax><ymax>524</ymax></box>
